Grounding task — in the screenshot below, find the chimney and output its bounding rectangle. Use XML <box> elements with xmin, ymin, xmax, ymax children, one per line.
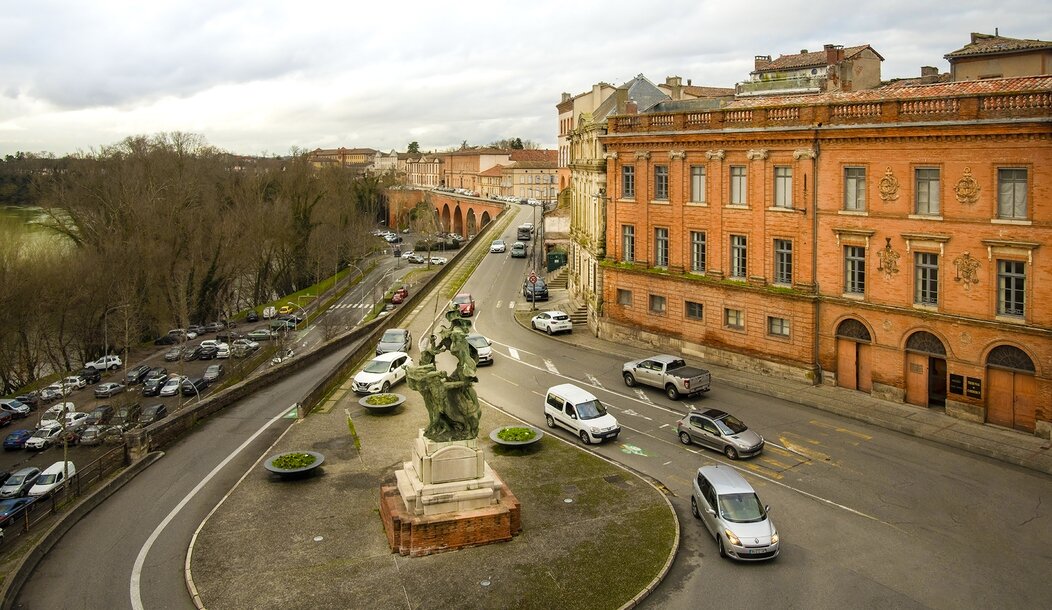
<box><xmin>801</xmin><ymin>49</ymin><xmax>809</xmax><ymax>54</ymax></box>
<box><xmin>625</xmin><ymin>98</ymin><xmax>638</xmax><ymax>115</ymax></box>
<box><xmin>561</xmin><ymin>92</ymin><xmax>571</xmax><ymax>103</ymax></box>
<box><xmin>824</xmin><ymin>44</ymin><xmax>843</xmax><ymax>65</ymax></box>
<box><xmin>920</xmin><ymin>65</ymin><xmax>939</xmax><ymax>83</ymax></box>
<box><xmin>687</xmin><ymin>79</ymin><xmax>692</xmax><ymax>86</ymax></box>
<box><xmin>665</xmin><ymin>76</ymin><xmax>682</xmax><ymax>87</ymax></box>
<box><xmin>665</xmin><ymin>75</ymin><xmax>683</xmax><ymax>99</ymax></box>
<box><xmin>754</xmin><ymin>55</ymin><xmax>772</xmax><ymax>70</ymax></box>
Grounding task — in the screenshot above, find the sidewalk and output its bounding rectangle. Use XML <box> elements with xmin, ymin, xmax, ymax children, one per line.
<box><xmin>537</xmin><ymin>291</ymin><xmax>1052</xmax><ymax>477</ymax></box>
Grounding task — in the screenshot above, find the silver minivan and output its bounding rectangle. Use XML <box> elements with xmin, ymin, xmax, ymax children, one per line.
<box><xmin>691</xmin><ymin>465</ymin><xmax>779</xmax><ymax>561</ymax></box>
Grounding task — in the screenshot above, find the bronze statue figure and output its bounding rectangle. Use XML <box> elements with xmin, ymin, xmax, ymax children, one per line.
<box><xmin>407</xmin><ymin>306</ymin><xmax>481</xmax><ymax>442</ymax></box>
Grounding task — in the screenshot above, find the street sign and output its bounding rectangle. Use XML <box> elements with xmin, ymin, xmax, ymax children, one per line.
<box><xmin>529</xmin><ymin>271</ymin><xmax>537</xmax><ymax>284</ymax></box>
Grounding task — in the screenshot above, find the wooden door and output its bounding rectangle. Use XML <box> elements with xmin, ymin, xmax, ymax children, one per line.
<box><xmin>857</xmin><ymin>343</ymin><xmax>873</xmax><ymax>393</ymax></box>
<box><xmin>837</xmin><ymin>338</ymin><xmax>857</xmax><ymax>390</ymax></box>
<box><xmin>986</xmin><ymin>368</ymin><xmax>1013</xmax><ymax>427</ymax></box>
<box><xmin>905</xmin><ymin>352</ymin><xmax>928</xmax><ymax>407</ymax></box>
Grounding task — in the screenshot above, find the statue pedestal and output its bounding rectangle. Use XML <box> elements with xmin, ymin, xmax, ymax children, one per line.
<box><xmin>381</xmin><ymin>430</ymin><xmax>521</xmax><ymax>556</ymax></box>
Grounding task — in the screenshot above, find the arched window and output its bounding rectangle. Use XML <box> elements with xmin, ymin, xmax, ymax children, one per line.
<box><xmin>986</xmin><ymin>345</ymin><xmax>1035</xmax><ymax>373</ymax></box>
<box><xmin>835</xmin><ymin>319</ymin><xmax>871</xmax><ymax>342</ymax></box>
<box><xmin>905</xmin><ymin>331</ymin><xmax>946</xmax><ymax>356</ymax></box>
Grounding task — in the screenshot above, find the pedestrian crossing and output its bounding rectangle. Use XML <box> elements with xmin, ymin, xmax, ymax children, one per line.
<box><xmin>331</xmin><ymin>303</ymin><xmax>373</xmax><ymax>309</ymax></box>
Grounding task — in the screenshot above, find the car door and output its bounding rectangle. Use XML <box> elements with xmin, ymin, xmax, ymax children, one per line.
<box><xmin>636</xmin><ymin>360</ymin><xmax>661</xmax><ymax>386</ymax></box>
<box><xmin>392</xmin><ymin>356</ymin><xmax>407</xmax><ymax>384</ymax></box>
<box><xmin>561</xmin><ymin>403</ymin><xmax>582</xmax><ymax>436</ymax></box>
<box><xmin>684</xmin><ymin>414</ymin><xmax>709</xmax><ymax>445</ymax></box>
<box><xmin>696</xmin><ymin>474</ymin><xmax>718</xmax><ymax>537</ymax></box>
<box><xmin>696</xmin><ymin>417</ymin><xmax>724</xmax><ymax>451</ymax></box>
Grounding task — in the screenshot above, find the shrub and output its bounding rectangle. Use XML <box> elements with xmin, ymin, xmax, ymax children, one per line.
<box><xmin>496</xmin><ymin>427</ymin><xmax>536</xmax><ymax>442</ymax></box>
<box><xmin>272</xmin><ymin>452</ymin><xmax>316</xmax><ymax>469</ymax></box>
<box><xmin>365</xmin><ymin>393</ymin><xmax>399</xmax><ymax>406</ymax></box>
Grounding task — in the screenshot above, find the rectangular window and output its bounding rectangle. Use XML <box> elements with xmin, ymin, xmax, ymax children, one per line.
<box><xmin>617</xmin><ymin>288</ymin><xmax>633</xmax><ymax>306</ymax></box>
<box><xmin>654</xmin><ymin>165</ymin><xmax>669</xmax><ymax>200</ymax></box>
<box><xmin>767</xmin><ymin>316</ymin><xmax>790</xmax><ymax>337</ymax></box>
<box><xmin>844</xmin><ymin>246</ymin><xmax>866</xmax><ymax>294</ymax></box>
<box><xmin>997</xmin><ymin>260</ymin><xmax>1025</xmax><ymax>317</ymax></box>
<box><xmin>621</xmin><ymin>225</ymin><xmax>634</xmax><ymax>262</ymax></box>
<box><xmin>690</xmin><ymin>165</ymin><xmax>706</xmax><ymax>202</ymax></box>
<box><xmin>654</xmin><ymin>227</ymin><xmax>669</xmax><ymax>268</ymax></box>
<box><xmin>774</xmin><ymin>166</ymin><xmax>792</xmax><ymax>208</ymax></box>
<box><xmin>997</xmin><ymin>168</ymin><xmax>1028</xmax><ymax>219</ymax></box>
<box><xmin>774</xmin><ymin>239</ymin><xmax>793</xmax><ymax>285</ymax></box>
<box><xmin>724</xmin><ymin>308</ymin><xmax>744</xmax><ymax>329</ymax></box>
<box><xmin>914</xmin><ymin>168</ymin><xmax>940</xmax><ymax>215</ymax></box>
<box><xmin>622</xmin><ymin>165</ymin><xmax>635</xmax><ymax>199</ymax></box>
<box><xmin>914</xmin><ymin>252</ymin><xmax>939</xmax><ymax>305</ymax></box>
<box><xmin>730</xmin><ymin>235</ymin><xmax>747</xmax><ymax>279</ymax></box>
<box><xmin>844</xmin><ymin>167</ymin><xmax>866</xmax><ymax>211</ymax></box>
<box><xmin>690</xmin><ymin>231</ymin><xmax>706</xmax><ymax>273</ymax></box>
<box><xmin>685</xmin><ymin>301</ymin><xmax>703</xmax><ymax>320</ymax></box>
<box><xmin>730</xmin><ymin>166</ymin><xmax>747</xmax><ymax>204</ymax></box>
<box><xmin>649</xmin><ymin>294</ymin><xmax>666</xmax><ymax>314</ymax></box>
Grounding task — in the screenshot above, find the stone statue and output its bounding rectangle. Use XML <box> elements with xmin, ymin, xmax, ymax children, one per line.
<box><xmin>406</xmin><ymin>306</ymin><xmax>481</xmax><ymax>442</ymax></box>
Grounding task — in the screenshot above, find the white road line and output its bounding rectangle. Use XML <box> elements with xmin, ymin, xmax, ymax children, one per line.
<box><xmin>659</xmin><ymin>423</ymin><xmax>670</xmax><ymax>428</ymax></box>
<box><xmin>508</xmin><ymin>347</ymin><xmax>521</xmax><ymax>360</ymax></box>
<box><xmin>130</xmin><ymin>405</ymin><xmax>296</xmax><ymax>610</ymax></box>
<box><xmin>586</xmin><ymin>374</ymin><xmax>604</xmax><ymax>389</ymax></box>
<box><xmin>544</xmin><ymin>359</ymin><xmax>558</xmax><ymax>374</ymax></box>
<box><xmin>508</xmin><ymin>301</ymin><xmax>516</xmax><ymax>308</ymax></box>
<box><xmin>495</xmin><ymin>300</ymin><xmax>503</xmax><ymax>309</ymax></box>
<box><xmin>634</xmin><ymin>389</ymin><xmax>652</xmax><ymax>403</ymax></box>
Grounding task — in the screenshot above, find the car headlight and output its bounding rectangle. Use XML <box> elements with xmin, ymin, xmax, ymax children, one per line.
<box><xmin>724</xmin><ymin>530</ymin><xmax>741</xmax><ymax>546</ymax></box>
<box><xmin>770</xmin><ymin>531</ymin><xmax>779</xmax><ymax>545</ymax></box>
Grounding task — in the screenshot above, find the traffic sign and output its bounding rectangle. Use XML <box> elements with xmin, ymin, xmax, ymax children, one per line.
<box><xmin>529</xmin><ymin>271</ymin><xmax>537</xmax><ymax>284</ymax></box>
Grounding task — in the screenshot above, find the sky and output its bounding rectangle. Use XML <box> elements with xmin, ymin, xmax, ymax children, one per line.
<box><xmin>1</xmin><ymin>1</ymin><xmax>1049</xmax><ymax>158</ymax></box>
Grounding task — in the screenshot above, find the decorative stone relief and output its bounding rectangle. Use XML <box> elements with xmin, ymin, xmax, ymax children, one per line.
<box><xmin>634</xmin><ymin>151</ymin><xmax>651</xmax><ymax>161</ymax></box>
<box><xmin>953</xmin><ymin>251</ymin><xmax>981</xmax><ymax>290</ymax></box>
<box><xmin>705</xmin><ymin>149</ymin><xmax>725</xmax><ymax>161</ymax></box>
<box><xmin>877</xmin><ymin>237</ymin><xmax>900</xmax><ymax>278</ymax></box>
<box><xmin>746</xmin><ymin>149</ymin><xmax>769</xmax><ymax>161</ymax></box>
<box><xmin>668</xmin><ymin>150</ymin><xmax>686</xmax><ymax>160</ymax></box>
<box><xmin>603</xmin><ymin>151</ymin><xmax>618</xmax><ymax>160</ymax></box>
<box><xmin>882</xmin><ymin>319</ymin><xmax>893</xmax><ymax>331</ymax></box>
<box><xmin>793</xmin><ymin>148</ymin><xmax>817</xmax><ymax>160</ymax></box>
<box><xmin>954</xmin><ymin>167</ymin><xmax>980</xmax><ymax>205</ymax></box>
<box><xmin>878</xmin><ymin>167</ymin><xmax>900</xmax><ymax>201</ymax></box>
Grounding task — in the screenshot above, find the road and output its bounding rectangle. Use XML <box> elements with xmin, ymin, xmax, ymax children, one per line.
<box><xmin>14</xmin><ymin>205</ymin><xmax>1052</xmax><ymax>608</ymax></box>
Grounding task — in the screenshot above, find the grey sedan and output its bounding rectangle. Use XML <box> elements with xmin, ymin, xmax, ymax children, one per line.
<box><xmin>376</xmin><ymin>328</ymin><xmax>412</xmax><ymax>355</ymax></box>
<box><xmin>675</xmin><ymin>408</ymin><xmax>764</xmax><ymax>459</ymax></box>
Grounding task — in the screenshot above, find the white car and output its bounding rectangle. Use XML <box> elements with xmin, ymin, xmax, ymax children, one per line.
<box><xmin>531</xmin><ymin>310</ymin><xmax>573</xmax><ymax>335</ymax></box>
<box><xmin>38</xmin><ymin>402</ymin><xmax>76</xmax><ymax>428</ymax></box>
<box><xmin>231</xmin><ymin>338</ymin><xmax>259</xmax><ymax>351</ymax></box>
<box><xmin>28</xmin><ymin>461</ymin><xmax>77</xmax><ymax>497</ymax></box>
<box><xmin>352</xmin><ymin>352</ymin><xmax>413</xmax><ymax>395</ymax></box>
<box><xmin>400</xmin><ymin>250</ymin><xmax>416</xmax><ymax>260</ymax></box>
<box><xmin>159</xmin><ymin>376</ymin><xmax>186</xmax><ymax>397</ymax></box>
<box><xmin>429</xmin><ymin>256</ymin><xmax>447</xmax><ymax>265</ymax></box>
<box><xmin>215</xmin><ymin>343</ymin><xmax>230</xmax><ymax>359</ymax></box>
<box><xmin>271</xmin><ymin>348</ymin><xmax>295</xmax><ymax>365</ymax></box>
<box><xmin>544</xmin><ymin>384</ymin><xmax>621</xmax><ymax>445</ymax></box>
<box><xmin>42</xmin><ymin>383</ymin><xmax>71</xmax><ymax>399</ymax></box>
<box><xmin>0</xmin><ymin>399</ymin><xmax>30</xmax><ymax>417</ymax></box>
<box><xmin>466</xmin><ymin>334</ymin><xmax>493</xmax><ymax>366</ymax></box>
<box><xmin>87</xmin><ymin>355</ymin><xmax>122</xmax><ymax>370</ymax></box>
<box><xmin>61</xmin><ymin>376</ymin><xmax>87</xmax><ymax>391</ymax></box>
<box><xmin>64</xmin><ymin>411</ymin><xmax>91</xmax><ymax>432</ymax></box>
<box><xmin>489</xmin><ymin>239</ymin><xmax>506</xmax><ymax>253</ymax></box>
<box><xmin>25</xmin><ymin>426</ymin><xmax>64</xmax><ymax>450</ymax></box>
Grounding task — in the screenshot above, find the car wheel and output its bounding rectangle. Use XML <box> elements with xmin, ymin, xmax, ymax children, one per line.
<box><xmin>718</xmin><ymin>536</ymin><xmax>727</xmax><ymax>557</ymax></box>
<box><xmin>546</xmin><ymin>326</ymin><xmax>553</xmax><ymax>336</ymax></box>
<box><xmin>679</xmin><ymin>431</ymin><xmax>692</xmax><ymax>446</ymax></box>
<box><xmin>666</xmin><ymin>384</ymin><xmax>680</xmax><ymax>400</ymax></box>
<box><xmin>724</xmin><ymin>445</ymin><xmax>739</xmax><ymax>460</ymax></box>
<box><xmin>623</xmin><ymin>372</ymin><xmax>636</xmax><ymax>387</ymax></box>
<box><xmin>110</xmin><ymin>364</ymin><xmax>119</xmax><ymax>370</ymax></box>
<box><xmin>579</xmin><ymin>430</ymin><xmax>590</xmax><ymax>445</ymax></box>
<box><xmin>691</xmin><ymin>496</ymin><xmax>701</xmax><ymax>519</ymax></box>
<box><xmin>545</xmin><ymin>414</ymin><xmax>555</xmax><ymax>428</ymax></box>
<box><xmin>381</xmin><ymin>382</ymin><xmax>391</xmax><ymax>393</ymax></box>
<box><xmin>532</xmin><ymin>320</ymin><xmax>539</xmax><ymax>330</ymax></box>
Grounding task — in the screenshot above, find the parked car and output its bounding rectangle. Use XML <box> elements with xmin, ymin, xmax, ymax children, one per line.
<box><xmin>38</xmin><ymin>403</ymin><xmax>75</xmax><ymax>428</ymax></box>
<box><xmin>531</xmin><ymin>310</ymin><xmax>572</xmax><ymax>335</ymax></box>
<box><xmin>271</xmin><ymin>349</ymin><xmax>295</xmax><ymax>365</ymax></box>
<box><xmin>28</xmin><ymin>461</ymin><xmax>77</xmax><ymax>497</ymax></box>
<box><xmin>78</xmin><ymin>425</ymin><xmax>114</xmax><ymax>446</ymax></box>
<box><xmin>203</xmin><ymin>321</ymin><xmax>225</xmax><ymax>333</ymax></box>
<box><xmin>400</xmin><ymin>250</ymin><xmax>416</xmax><ymax>260</ymax></box>
<box><xmin>489</xmin><ymin>239</ymin><xmax>506</xmax><ymax>253</ymax></box>
<box><xmin>182</xmin><ymin>345</ymin><xmax>203</xmax><ymax>361</ymax></box>
<box><xmin>232</xmin><ymin>338</ymin><xmax>260</xmax><ymax>351</ymax></box>
<box><xmin>159</xmin><ymin>376</ymin><xmax>185</xmax><ymax>397</ymax></box>
<box><xmin>85</xmin><ymin>405</ymin><xmax>115</xmax><ymax>426</ymax></box>
<box><xmin>77</xmin><ymin>367</ymin><xmax>102</xmax><ymax>385</ymax></box>
<box><xmin>61</xmin><ymin>376</ymin><xmax>87</xmax><ymax>392</ymax></box>
<box><xmin>203</xmin><ymin>364</ymin><xmax>224</xmax><ymax>382</ymax></box>
<box><xmin>245</xmin><ymin>310</ymin><xmax>260</xmax><ymax>323</ymax></box>
<box><xmin>262</xmin><ymin>306</ymin><xmax>277</xmax><ymax>319</ymax></box>
<box><xmin>94</xmin><ymin>382</ymin><xmax>126</xmax><ymax>399</ymax></box>
<box><xmin>691</xmin><ymin>464</ymin><xmax>779</xmax><ymax>560</ymax></box>
<box><xmin>376</xmin><ymin>328</ymin><xmax>413</xmax><ymax>355</ymax></box>
<box><xmin>246</xmin><ymin>329</ymin><xmax>274</xmax><ymax>342</ymax></box>
<box><xmin>0</xmin><ymin>411</ymin><xmax>12</xmax><ymax>428</ymax></box>
<box><xmin>215</xmin><ymin>343</ymin><xmax>230</xmax><ymax>359</ymax></box>
<box><xmin>198</xmin><ymin>345</ymin><xmax>219</xmax><ymax>360</ymax></box>
<box><xmin>138</xmin><ymin>404</ymin><xmax>168</xmax><ymax>426</ymax></box>
<box><xmin>3</xmin><ymin>429</ymin><xmax>32</xmax><ymax>450</ymax></box>
<box><xmin>87</xmin><ymin>355</ymin><xmax>122</xmax><ymax>371</ymax></box>
<box><xmin>181</xmin><ymin>377</ymin><xmax>208</xmax><ymax>397</ymax></box>
<box><xmin>676</xmin><ymin>408</ymin><xmax>765</xmax><ymax>459</ymax></box>
<box><xmin>429</xmin><ymin>256</ymin><xmax>447</xmax><ymax>265</ymax></box>
<box><xmin>125</xmin><ymin>364</ymin><xmax>151</xmax><ymax>385</ymax></box>
<box><xmin>0</xmin><ymin>496</ymin><xmax>37</xmax><ymax>527</ymax></box>
<box><xmin>543</xmin><ymin>384</ymin><xmax>621</xmax><ymax>445</ymax></box>
<box><xmin>113</xmin><ymin>403</ymin><xmax>143</xmax><ymax>429</ymax></box>
<box><xmin>352</xmin><ymin>352</ymin><xmax>413</xmax><ymax>395</ymax></box>
<box><xmin>63</xmin><ymin>411</ymin><xmax>90</xmax><ymax>432</ymax></box>
<box><xmin>407</xmin><ymin>254</ymin><xmax>426</xmax><ymax>264</ymax></box>
<box><xmin>510</xmin><ymin>242</ymin><xmax>527</xmax><ymax>258</ymax></box>
<box><xmin>623</xmin><ymin>354</ymin><xmax>712</xmax><ymax>400</ymax></box>
<box><xmin>145</xmin><ymin>367</ymin><xmax>168</xmax><ymax>384</ymax></box>
<box><xmin>164</xmin><ymin>346</ymin><xmax>183</xmax><ymax>362</ymax></box>
<box><xmin>0</xmin><ymin>399</ymin><xmax>30</xmax><ymax>418</ymax></box>
<box><xmin>25</xmin><ymin>426</ymin><xmax>64</xmax><ymax>450</ymax></box>
<box><xmin>0</xmin><ymin>467</ymin><xmax>41</xmax><ymax>498</ymax></box>
<box><xmin>523</xmin><ymin>277</ymin><xmax>549</xmax><ymax>301</ymax></box>
<box><xmin>13</xmin><ymin>393</ymin><xmax>40</xmax><ymax>410</ymax></box>
<box><xmin>39</xmin><ymin>384</ymin><xmax>69</xmax><ymax>402</ymax></box>
<box><xmin>141</xmin><ymin>377</ymin><xmax>165</xmax><ymax>397</ymax></box>
<box><xmin>452</xmin><ymin>293</ymin><xmax>475</xmax><ymax>317</ymax></box>
<box><xmin>153</xmin><ymin>335</ymin><xmax>177</xmax><ymax>346</ymax></box>
<box><xmin>466</xmin><ymin>334</ymin><xmax>493</xmax><ymax>366</ymax></box>
<box><xmin>391</xmin><ymin>286</ymin><xmax>409</xmax><ymax>304</ymax></box>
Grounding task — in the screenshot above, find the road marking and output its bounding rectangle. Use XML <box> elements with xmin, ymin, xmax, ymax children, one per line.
<box><xmin>809</xmin><ymin>419</ymin><xmax>873</xmax><ymax>441</ymax></box>
<box><xmin>508</xmin><ymin>301</ymin><xmax>516</xmax><ymax>308</ymax></box>
<box><xmin>492</xmin><ymin>374</ymin><xmax>518</xmax><ymax>386</ymax></box>
<box><xmin>634</xmin><ymin>389</ymin><xmax>652</xmax><ymax>403</ymax></box>
<box><xmin>130</xmin><ymin>404</ymin><xmax>296</xmax><ymax>610</ymax></box>
<box><xmin>620</xmin><ymin>444</ymin><xmax>648</xmax><ymax>456</ymax></box>
<box><xmin>544</xmin><ymin>359</ymin><xmax>558</xmax><ymax>374</ymax></box>
<box><xmin>508</xmin><ymin>347</ymin><xmax>520</xmax><ymax>360</ymax></box>
<box><xmin>659</xmin><ymin>423</ymin><xmax>669</xmax><ymax>428</ymax></box>
<box><xmin>622</xmin><ymin>409</ymin><xmax>653</xmax><ymax>421</ymax></box>
<box><xmin>779</xmin><ymin>436</ymin><xmax>834</xmax><ymax>463</ymax></box>
<box><xmin>586</xmin><ymin>374</ymin><xmax>604</xmax><ymax>389</ymax></box>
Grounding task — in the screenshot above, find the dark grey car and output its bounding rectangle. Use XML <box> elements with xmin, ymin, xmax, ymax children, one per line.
<box><xmin>0</xmin><ymin>467</ymin><xmax>41</xmax><ymax>498</ymax></box>
<box><xmin>675</xmin><ymin>408</ymin><xmax>764</xmax><ymax>459</ymax></box>
<box><xmin>376</xmin><ymin>328</ymin><xmax>412</xmax><ymax>355</ymax></box>
<box><xmin>522</xmin><ymin>277</ymin><xmax>549</xmax><ymax>301</ymax></box>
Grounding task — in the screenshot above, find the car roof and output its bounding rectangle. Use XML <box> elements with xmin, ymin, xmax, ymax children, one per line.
<box><xmin>40</xmin><ymin>461</ymin><xmax>74</xmax><ymax>475</ymax></box>
<box><xmin>373</xmin><ymin>351</ymin><xmax>408</xmax><ymax>361</ymax></box>
<box><xmin>546</xmin><ymin>383</ymin><xmax>597</xmax><ymax>403</ymax></box>
<box><xmin>538</xmin><ymin>310</ymin><xmax>566</xmax><ymax>316</ymax></box>
<box><xmin>698</xmin><ymin>465</ymin><xmax>755</xmax><ymax>494</ymax></box>
<box><xmin>700</xmin><ymin>408</ymin><xmax>729</xmax><ymax>420</ymax></box>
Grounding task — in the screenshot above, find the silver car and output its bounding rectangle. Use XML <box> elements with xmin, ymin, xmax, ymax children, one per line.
<box><xmin>691</xmin><ymin>465</ymin><xmax>779</xmax><ymax>561</ymax></box>
<box><xmin>675</xmin><ymin>408</ymin><xmax>764</xmax><ymax>459</ymax></box>
<box><xmin>376</xmin><ymin>328</ymin><xmax>412</xmax><ymax>355</ymax></box>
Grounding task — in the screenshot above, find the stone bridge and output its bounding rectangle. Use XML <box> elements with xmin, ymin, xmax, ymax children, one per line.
<box><xmin>386</xmin><ymin>189</ymin><xmax>505</xmax><ymax>237</ymax></box>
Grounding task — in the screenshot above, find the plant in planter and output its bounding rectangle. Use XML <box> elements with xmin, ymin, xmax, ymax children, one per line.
<box><xmin>365</xmin><ymin>393</ymin><xmax>400</xmax><ymax>406</ymax></box>
<box><xmin>496</xmin><ymin>427</ymin><xmax>536</xmax><ymax>443</ymax></box>
<box><xmin>264</xmin><ymin>450</ymin><xmax>325</xmax><ymax>477</ymax></box>
<box><xmin>272</xmin><ymin>452</ymin><xmax>317</xmax><ymax>469</ymax></box>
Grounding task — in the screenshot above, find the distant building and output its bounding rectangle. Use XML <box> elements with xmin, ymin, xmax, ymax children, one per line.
<box><xmin>944</xmin><ymin>31</ymin><xmax>1052</xmax><ymax>81</ymax></box>
<box><xmin>738</xmin><ymin>44</ymin><xmax>884</xmax><ymax>97</ymax></box>
<box><xmin>308</xmin><ymin>147</ymin><xmax>378</xmax><ymax>173</ymax></box>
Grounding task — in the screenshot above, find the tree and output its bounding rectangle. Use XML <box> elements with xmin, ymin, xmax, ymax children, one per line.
<box><xmin>512</xmin><ymin>138</ymin><xmax>523</xmax><ymax>149</ymax></box>
<box><xmin>407</xmin><ymin>141</ymin><xmax>420</xmax><ymax>154</ymax></box>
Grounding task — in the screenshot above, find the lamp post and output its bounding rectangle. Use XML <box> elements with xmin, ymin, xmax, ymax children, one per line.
<box><xmin>289</xmin><ymin>300</ymin><xmax>308</xmax><ymax>330</ymax></box>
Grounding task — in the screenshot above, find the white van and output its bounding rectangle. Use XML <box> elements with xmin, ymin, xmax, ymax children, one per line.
<box><xmin>262</xmin><ymin>306</ymin><xmax>277</xmax><ymax>320</ymax></box>
<box><xmin>544</xmin><ymin>383</ymin><xmax>620</xmax><ymax>445</ymax></box>
<box><xmin>28</xmin><ymin>461</ymin><xmax>77</xmax><ymax>497</ymax></box>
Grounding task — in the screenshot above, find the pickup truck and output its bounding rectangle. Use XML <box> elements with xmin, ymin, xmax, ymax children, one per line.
<box><xmin>622</xmin><ymin>354</ymin><xmax>711</xmax><ymax>400</ymax></box>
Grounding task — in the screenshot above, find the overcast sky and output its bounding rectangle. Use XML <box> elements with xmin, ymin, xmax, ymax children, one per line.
<box><xmin>2</xmin><ymin>1</ymin><xmax>1048</xmax><ymax>157</ymax></box>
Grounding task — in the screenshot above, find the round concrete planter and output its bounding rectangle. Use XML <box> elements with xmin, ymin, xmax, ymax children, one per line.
<box><xmin>359</xmin><ymin>393</ymin><xmax>405</xmax><ymax>413</ymax></box>
<box><xmin>489</xmin><ymin>425</ymin><xmax>544</xmax><ymax>447</ymax></box>
<box><xmin>264</xmin><ymin>451</ymin><xmax>325</xmax><ymax>478</ymax></box>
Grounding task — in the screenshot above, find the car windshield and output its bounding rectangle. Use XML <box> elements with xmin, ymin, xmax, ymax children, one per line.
<box><xmin>715</xmin><ymin>415</ymin><xmax>748</xmax><ymax>435</ymax></box>
<box><xmin>381</xmin><ymin>330</ymin><xmax>405</xmax><ymax>342</ymax></box>
<box><xmin>6</xmin><ymin>475</ymin><xmax>23</xmax><ymax>485</ymax></box>
<box><xmin>453</xmin><ymin>295</ymin><xmax>471</xmax><ymax>305</ymax></box>
<box><xmin>363</xmin><ymin>360</ymin><xmax>391</xmax><ymax>374</ymax></box>
<box><xmin>36</xmin><ymin>474</ymin><xmax>57</xmax><ymax>485</ymax></box>
<box><xmin>576</xmin><ymin>400</ymin><xmax>608</xmax><ymax>420</ymax></box>
<box><xmin>665</xmin><ymin>359</ymin><xmax>688</xmax><ymax>371</ymax></box>
<box><xmin>467</xmin><ymin>336</ymin><xmax>488</xmax><ymax>348</ymax></box>
<box><xmin>717</xmin><ymin>492</ymin><xmax>767</xmax><ymax>523</ymax></box>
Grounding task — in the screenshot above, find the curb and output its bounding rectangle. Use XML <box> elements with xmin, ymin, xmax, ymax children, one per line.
<box><xmin>1</xmin><ymin>451</ymin><xmax>165</xmax><ymax>610</ymax></box>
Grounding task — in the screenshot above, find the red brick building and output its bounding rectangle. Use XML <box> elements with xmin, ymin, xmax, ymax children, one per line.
<box><xmin>598</xmin><ymin>75</ymin><xmax>1052</xmax><ymax>437</ymax></box>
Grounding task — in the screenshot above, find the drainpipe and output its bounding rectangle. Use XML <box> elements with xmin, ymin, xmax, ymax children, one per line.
<box><xmin>811</xmin><ymin>129</ymin><xmax>822</xmax><ymax>386</ymax></box>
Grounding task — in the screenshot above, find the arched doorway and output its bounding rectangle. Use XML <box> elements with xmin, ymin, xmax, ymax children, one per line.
<box><xmin>466</xmin><ymin>209</ymin><xmax>477</xmax><ymax>237</ymax></box>
<box><xmin>440</xmin><ymin>204</ymin><xmax>451</xmax><ymax>232</ymax></box>
<box><xmin>835</xmin><ymin>319</ymin><xmax>872</xmax><ymax>392</ymax></box>
<box><xmin>904</xmin><ymin>331</ymin><xmax>947</xmax><ymax>408</ymax></box>
<box><xmin>985</xmin><ymin>345</ymin><xmax>1036</xmax><ymax>432</ymax></box>
<box><xmin>453</xmin><ymin>206</ymin><xmax>464</xmax><ymax>236</ymax></box>
<box><xmin>480</xmin><ymin>211</ymin><xmax>491</xmax><ymax>229</ymax></box>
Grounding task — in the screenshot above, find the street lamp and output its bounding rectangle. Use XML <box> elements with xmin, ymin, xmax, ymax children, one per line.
<box><xmin>289</xmin><ymin>300</ymin><xmax>308</xmax><ymax>330</ymax></box>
